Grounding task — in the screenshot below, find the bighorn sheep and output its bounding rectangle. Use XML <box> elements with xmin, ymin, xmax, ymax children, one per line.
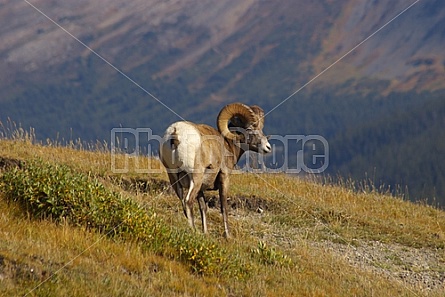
<box><xmin>160</xmin><ymin>103</ymin><xmax>271</xmax><ymax>237</ymax></box>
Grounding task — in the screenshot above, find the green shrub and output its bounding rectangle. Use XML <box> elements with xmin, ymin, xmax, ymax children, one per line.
<box><xmin>0</xmin><ymin>159</ymin><xmax>155</xmax><ymax>234</ymax></box>
<box><xmin>0</xmin><ymin>159</ymin><xmax>248</xmax><ymax>277</ymax></box>
<box><xmin>251</xmin><ymin>241</ymin><xmax>292</xmax><ymax>267</ymax></box>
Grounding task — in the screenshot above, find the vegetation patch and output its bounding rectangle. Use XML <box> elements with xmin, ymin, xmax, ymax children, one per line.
<box><xmin>0</xmin><ymin>159</ymin><xmax>247</xmax><ymax>277</ymax></box>
<box><xmin>109</xmin><ymin>176</ymin><xmax>171</xmax><ymax>195</ymax></box>
<box><xmin>250</xmin><ymin>241</ymin><xmax>292</xmax><ymax>267</ymax></box>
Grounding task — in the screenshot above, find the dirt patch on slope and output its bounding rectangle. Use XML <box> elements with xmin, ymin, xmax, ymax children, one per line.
<box><xmin>207</xmin><ymin>194</ymin><xmax>270</xmax><ymax>213</ymax></box>
<box><xmin>0</xmin><ymin>157</ymin><xmax>23</xmax><ymax>171</ymax></box>
<box><xmin>312</xmin><ymin>240</ymin><xmax>445</xmax><ymax>294</ymax></box>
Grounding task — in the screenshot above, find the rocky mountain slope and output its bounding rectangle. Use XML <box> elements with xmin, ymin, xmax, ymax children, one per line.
<box><xmin>313</xmin><ymin>0</ymin><xmax>445</xmax><ymax>92</ymax></box>
<box><xmin>2</xmin><ymin>0</ymin><xmax>443</xmax><ymax>95</ymax></box>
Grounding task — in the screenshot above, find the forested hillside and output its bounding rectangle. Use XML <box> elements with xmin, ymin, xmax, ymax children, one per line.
<box><xmin>329</xmin><ymin>90</ymin><xmax>445</xmax><ymax>205</ymax></box>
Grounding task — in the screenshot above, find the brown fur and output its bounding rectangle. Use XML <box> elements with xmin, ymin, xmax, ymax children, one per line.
<box><xmin>160</xmin><ymin>104</ymin><xmax>271</xmax><ymax>238</ymax></box>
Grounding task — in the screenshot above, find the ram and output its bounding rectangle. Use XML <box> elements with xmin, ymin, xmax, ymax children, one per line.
<box><xmin>160</xmin><ymin>103</ymin><xmax>271</xmax><ymax>237</ymax></box>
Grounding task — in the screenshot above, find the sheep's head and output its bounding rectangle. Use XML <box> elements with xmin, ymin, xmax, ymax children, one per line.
<box><xmin>217</xmin><ymin>103</ymin><xmax>272</xmax><ymax>154</ymax></box>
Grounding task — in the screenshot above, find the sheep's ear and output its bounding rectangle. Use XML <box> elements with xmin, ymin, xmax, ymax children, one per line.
<box><xmin>238</xmin><ymin>131</ymin><xmax>247</xmax><ymax>141</ymax></box>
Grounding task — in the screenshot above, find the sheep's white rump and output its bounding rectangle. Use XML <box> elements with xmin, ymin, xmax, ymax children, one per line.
<box><xmin>161</xmin><ymin>121</ymin><xmax>202</xmax><ymax>173</ymax></box>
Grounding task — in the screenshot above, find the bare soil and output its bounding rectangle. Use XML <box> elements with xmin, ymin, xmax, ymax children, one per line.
<box><xmin>313</xmin><ymin>240</ymin><xmax>445</xmax><ymax>294</ymax></box>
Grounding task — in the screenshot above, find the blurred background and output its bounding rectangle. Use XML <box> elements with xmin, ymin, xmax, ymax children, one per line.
<box><xmin>1</xmin><ymin>0</ymin><xmax>444</xmax><ymax>206</ymax></box>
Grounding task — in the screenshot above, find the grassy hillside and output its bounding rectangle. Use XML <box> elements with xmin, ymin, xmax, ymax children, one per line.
<box><xmin>0</xmin><ymin>135</ymin><xmax>444</xmax><ymax>296</ymax></box>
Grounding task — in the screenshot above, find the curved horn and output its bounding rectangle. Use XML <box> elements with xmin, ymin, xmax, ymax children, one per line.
<box><xmin>217</xmin><ymin>103</ymin><xmax>256</xmax><ymax>140</ymax></box>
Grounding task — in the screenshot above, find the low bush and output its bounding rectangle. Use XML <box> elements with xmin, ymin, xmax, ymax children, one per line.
<box><xmin>0</xmin><ymin>159</ymin><xmax>248</xmax><ymax>277</ymax></box>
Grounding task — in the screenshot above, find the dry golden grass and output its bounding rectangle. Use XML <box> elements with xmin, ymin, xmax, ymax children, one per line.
<box><xmin>0</xmin><ymin>199</ymin><xmax>226</xmax><ymax>297</ymax></box>
<box><xmin>1</xmin><ymin>138</ymin><xmax>444</xmax><ymax>296</ymax></box>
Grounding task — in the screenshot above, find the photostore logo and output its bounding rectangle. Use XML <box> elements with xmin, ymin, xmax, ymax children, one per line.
<box><xmin>111</xmin><ymin>128</ymin><xmax>329</xmax><ymax>174</ymax></box>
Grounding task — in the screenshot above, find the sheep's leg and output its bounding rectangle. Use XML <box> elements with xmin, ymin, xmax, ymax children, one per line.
<box><xmin>184</xmin><ymin>179</ymin><xmax>196</xmax><ymax>230</ymax></box>
<box><xmin>167</xmin><ymin>173</ymin><xmax>183</xmax><ymax>200</ymax></box>
<box><xmin>197</xmin><ymin>191</ymin><xmax>208</xmax><ymax>234</ymax></box>
<box><xmin>218</xmin><ymin>173</ymin><xmax>230</xmax><ymax>238</ymax></box>
<box><xmin>167</xmin><ymin>173</ymin><xmax>189</xmax><ymax>218</ymax></box>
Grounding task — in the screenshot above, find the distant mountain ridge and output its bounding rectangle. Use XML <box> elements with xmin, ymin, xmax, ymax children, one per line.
<box><xmin>2</xmin><ymin>1</ymin><xmax>444</xmax><ymax>96</ymax></box>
